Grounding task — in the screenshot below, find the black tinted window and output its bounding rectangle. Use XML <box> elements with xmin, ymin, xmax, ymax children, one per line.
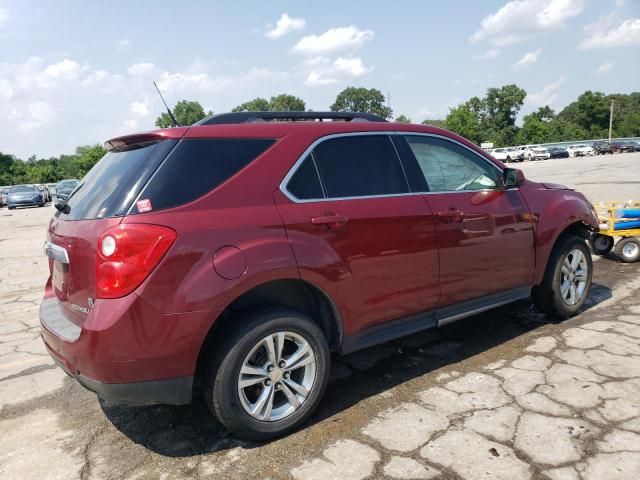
<box><xmin>286</xmin><ymin>155</ymin><xmax>323</xmax><ymax>200</ymax></box>
<box><xmin>61</xmin><ymin>141</ymin><xmax>174</xmax><ymax>220</ymax></box>
<box><xmin>137</xmin><ymin>138</ymin><xmax>274</xmax><ymax>212</ymax></box>
<box><xmin>312</xmin><ymin>135</ymin><xmax>408</xmax><ymax>198</ymax></box>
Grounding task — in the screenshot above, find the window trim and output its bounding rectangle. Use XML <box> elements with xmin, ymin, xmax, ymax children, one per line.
<box><xmin>279</xmin><ymin>132</ymin><xmax>507</xmax><ymax>203</ymax></box>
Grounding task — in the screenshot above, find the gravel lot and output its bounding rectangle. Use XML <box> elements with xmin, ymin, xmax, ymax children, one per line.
<box><xmin>1</xmin><ymin>152</ymin><xmax>639</xmax><ymax>480</ymax></box>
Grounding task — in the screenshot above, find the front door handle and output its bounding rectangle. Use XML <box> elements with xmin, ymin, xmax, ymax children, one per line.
<box><xmin>437</xmin><ymin>208</ymin><xmax>464</xmax><ymax>223</ymax></box>
<box><xmin>311</xmin><ymin>214</ymin><xmax>349</xmax><ymax>229</ymax></box>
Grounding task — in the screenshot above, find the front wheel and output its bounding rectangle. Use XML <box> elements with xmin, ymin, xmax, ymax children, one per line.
<box><xmin>533</xmin><ymin>235</ymin><xmax>592</xmax><ymax>318</ymax></box>
<box><xmin>615</xmin><ymin>237</ymin><xmax>640</xmax><ymax>263</ymax></box>
<box><xmin>203</xmin><ymin>307</ymin><xmax>330</xmax><ymax>441</ymax></box>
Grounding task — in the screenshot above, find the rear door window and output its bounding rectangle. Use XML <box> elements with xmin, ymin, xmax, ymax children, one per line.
<box><xmin>61</xmin><ymin>141</ymin><xmax>176</xmax><ymax>220</ymax></box>
<box><xmin>136</xmin><ymin>138</ymin><xmax>275</xmax><ymax>212</ymax></box>
<box><xmin>311</xmin><ymin>135</ymin><xmax>408</xmax><ymax>199</ymax></box>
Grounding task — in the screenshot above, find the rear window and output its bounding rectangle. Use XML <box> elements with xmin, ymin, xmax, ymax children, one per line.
<box><xmin>60</xmin><ymin>140</ymin><xmax>177</xmax><ymax>220</ymax></box>
<box><xmin>134</xmin><ymin>138</ymin><xmax>274</xmax><ymax>212</ymax></box>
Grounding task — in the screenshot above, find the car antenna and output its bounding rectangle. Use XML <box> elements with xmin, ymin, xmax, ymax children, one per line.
<box><xmin>153</xmin><ymin>81</ymin><xmax>179</xmax><ymax>127</ymax></box>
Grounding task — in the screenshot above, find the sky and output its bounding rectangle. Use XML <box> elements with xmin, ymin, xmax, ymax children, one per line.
<box><xmin>0</xmin><ymin>0</ymin><xmax>639</xmax><ymax>159</ymax></box>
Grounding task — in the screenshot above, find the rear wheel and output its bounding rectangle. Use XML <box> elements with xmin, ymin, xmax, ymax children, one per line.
<box><xmin>203</xmin><ymin>307</ymin><xmax>330</xmax><ymax>441</ymax></box>
<box><xmin>615</xmin><ymin>237</ymin><xmax>640</xmax><ymax>263</ymax></box>
<box><xmin>591</xmin><ymin>234</ymin><xmax>614</xmax><ymax>256</ymax></box>
<box><xmin>533</xmin><ymin>235</ymin><xmax>592</xmax><ymax>318</ymax></box>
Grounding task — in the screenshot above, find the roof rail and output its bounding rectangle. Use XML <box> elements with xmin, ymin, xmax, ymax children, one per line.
<box><xmin>196</xmin><ymin>111</ymin><xmax>388</xmax><ymax>125</ymax></box>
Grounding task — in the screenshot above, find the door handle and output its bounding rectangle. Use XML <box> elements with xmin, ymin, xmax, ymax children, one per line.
<box><xmin>311</xmin><ymin>214</ymin><xmax>349</xmax><ymax>229</ymax></box>
<box><xmin>437</xmin><ymin>208</ymin><xmax>464</xmax><ymax>223</ymax></box>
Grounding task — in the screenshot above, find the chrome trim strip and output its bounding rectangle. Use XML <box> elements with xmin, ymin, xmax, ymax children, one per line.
<box><xmin>43</xmin><ymin>241</ymin><xmax>70</xmax><ymax>264</ymax></box>
<box><xmin>278</xmin><ymin>131</ymin><xmax>506</xmax><ymax>204</ymax></box>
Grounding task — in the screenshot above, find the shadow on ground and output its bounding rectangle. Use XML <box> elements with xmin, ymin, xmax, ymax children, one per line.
<box><xmin>102</xmin><ymin>282</ymin><xmax>612</xmax><ymax>458</ymax></box>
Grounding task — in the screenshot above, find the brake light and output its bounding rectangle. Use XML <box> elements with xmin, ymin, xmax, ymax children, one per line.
<box><xmin>96</xmin><ymin>224</ymin><xmax>177</xmax><ymax>299</ymax></box>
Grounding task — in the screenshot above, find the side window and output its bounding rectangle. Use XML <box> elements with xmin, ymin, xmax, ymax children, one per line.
<box><xmin>312</xmin><ymin>135</ymin><xmax>408</xmax><ymax>198</ymax></box>
<box><xmin>403</xmin><ymin>136</ymin><xmax>500</xmax><ymax>192</ymax></box>
<box><xmin>137</xmin><ymin>138</ymin><xmax>274</xmax><ymax>212</ymax></box>
<box><xmin>286</xmin><ymin>155</ymin><xmax>324</xmax><ymax>200</ymax></box>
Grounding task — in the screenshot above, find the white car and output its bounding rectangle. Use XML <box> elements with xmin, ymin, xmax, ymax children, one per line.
<box><xmin>488</xmin><ymin>148</ymin><xmax>509</xmax><ymax>161</ymax></box>
<box><xmin>514</xmin><ymin>145</ymin><xmax>542</xmax><ymax>161</ymax></box>
<box><xmin>531</xmin><ymin>147</ymin><xmax>551</xmax><ymax>160</ymax></box>
<box><xmin>567</xmin><ymin>144</ymin><xmax>594</xmax><ymax>157</ymax></box>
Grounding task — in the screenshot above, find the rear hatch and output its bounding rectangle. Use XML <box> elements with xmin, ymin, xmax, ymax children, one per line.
<box><xmin>46</xmin><ymin>136</ymin><xmax>181</xmax><ymax>326</ymax></box>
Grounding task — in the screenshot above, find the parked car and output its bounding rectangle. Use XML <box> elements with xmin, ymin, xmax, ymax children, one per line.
<box><xmin>592</xmin><ymin>142</ymin><xmax>613</xmax><ymax>155</ymax></box>
<box><xmin>611</xmin><ymin>141</ymin><xmax>639</xmax><ymax>153</ymax></box>
<box><xmin>531</xmin><ymin>146</ymin><xmax>551</xmax><ymax>160</ymax></box>
<box><xmin>513</xmin><ymin>145</ymin><xmax>542</xmax><ymax>161</ymax></box>
<box><xmin>548</xmin><ymin>147</ymin><xmax>569</xmax><ymax>159</ymax></box>
<box><xmin>47</xmin><ymin>183</ymin><xmax>57</xmax><ymax>197</ymax></box>
<box><xmin>6</xmin><ymin>184</ymin><xmax>46</xmax><ymax>209</ymax></box>
<box><xmin>506</xmin><ymin>147</ymin><xmax>525</xmax><ymax>162</ymax></box>
<box><xmin>55</xmin><ymin>179</ymin><xmax>79</xmax><ymax>202</ymax></box>
<box><xmin>36</xmin><ymin>184</ymin><xmax>51</xmax><ymax>202</ymax></box>
<box><xmin>0</xmin><ymin>187</ymin><xmax>9</xmax><ymax>207</ymax></box>
<box><xmin>488</xmin><ymin>148</ymin><xmax>509</xmax><ymax>161</ymax></box>
<box><xmin>567</xmin><ymin>144</ymin><xmax>594</xmax><ymax>157</ymax></box>
<box><xmin>40</xmin><ymin>111</ymin><xmax>599</xmax><ymax>441</ymax></box>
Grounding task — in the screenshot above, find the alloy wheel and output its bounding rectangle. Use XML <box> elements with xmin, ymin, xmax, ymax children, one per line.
<box><xmin>560</xmin><ymin>248</ymin><xmax>589</xmax><ymax>306</ymax></box>
<box><xmin>237</xmin><ymin>331</ymin><xmax>317</xmax><ymax>422</ymax></box>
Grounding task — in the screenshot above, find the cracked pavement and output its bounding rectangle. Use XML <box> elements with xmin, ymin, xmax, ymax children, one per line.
<box><xmin>1</xmin><ymin>153</ymin><xmax>640</xmax><ymax>479</ymax></box>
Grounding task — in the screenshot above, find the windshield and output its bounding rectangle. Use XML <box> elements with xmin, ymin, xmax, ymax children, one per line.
<box><xmin>58</xmin><ymin>180</ymin><xmax>78</xmax><ymax>189</ymax></box>
<box><xmin>10</xmin><ymin>185</ymin><xmax>36</xmax><ymax>193</ymax></box>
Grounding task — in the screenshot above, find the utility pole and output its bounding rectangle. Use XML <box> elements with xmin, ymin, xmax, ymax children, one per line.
<box><xmin>609</xmin><ymin>100</ymin><xmax>614</xmax><ymax>143</ymax></box>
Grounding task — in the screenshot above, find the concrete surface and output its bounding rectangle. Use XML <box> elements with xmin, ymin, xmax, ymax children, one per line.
<box><xmin>1</xmin><ymin>152</ymin><xmax>639</xmax><ymax>479</ymax></box>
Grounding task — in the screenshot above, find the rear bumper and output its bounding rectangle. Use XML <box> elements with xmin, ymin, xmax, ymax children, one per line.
<box><xmin>40</xmin><ymin>281</ymin><xmax>218</xmax><ymax>405</ymax></box>
<box><xmin>49</xmin><ymin>350</ymin><xmax>192</xmax><ymax>405</ymax></box>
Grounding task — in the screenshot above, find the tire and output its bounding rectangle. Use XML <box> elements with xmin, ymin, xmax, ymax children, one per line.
<box><xmin>591</xmin><ymin>234</ymin><xmax>614</xmax><ymax>256</ymax></box>
<box><xmin>203</xmin><ymin>307</ymin><xmax>330</xmax><ymax>441</ymax></box>
<box><xmin>8</xmin><ymin>206</ymin><xmax>14</xmax><ymax>210</ymax></box>
<box><xmin>614</xmin><ymin>237</ymin><xmax>640</xmax><ymax>263</ymax></box>
<box><xmin>533</xmin><ymin>234</ymin><xmax>593</xmax><ymax>318</ymax></box>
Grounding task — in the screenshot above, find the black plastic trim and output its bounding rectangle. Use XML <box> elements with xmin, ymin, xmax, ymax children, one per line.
<box><xmin>197</xmin><ymin>111</ymin><xmax>387</xmax><ymax>125</ymax></box>
<box><xmin>76</xmin><ymin>374</ymin><xmax>193</xmax><ymax>406</ymax></box>
<box><xmin>339</xmin><ymin>286</ymin><xmax>531</xmax><ymax>355</ymax></box>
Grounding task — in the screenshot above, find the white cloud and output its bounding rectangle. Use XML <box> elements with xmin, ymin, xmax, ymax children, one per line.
<box><xmin>265</xmin><ymin>13</ymin><xmax>305</xmax><ymax>39</ymax></box>
<box><xmin>596</xmin><ymin>61</ymin><xmax>614</xmax><ymax>74</ymax></box>
<box><xmin>127</xmin><ymin>62</ymin><xmax>156</xmax><ymax>76</ymax></box>
<box><xmin>527</xmin><ymin>76</ymin><xmax>567</xmax><ymax>107</ymax></box>
<box><xmin>9</xmin><ymin>101</ymin><xmax>55</xmax><ymax>132</ymax></box>
<box><xmin>305</xmin><ymin>57</ymin><xmax>373</xmax><ymax>86</ymax></box>
<box><xmin>615</xmin><ymin>0</ymin><xmax>627</xmax><ymax>6</ymax></box>
<box><xmin>44</xmin><ymin>59</ymin><xmax>82</xmax><ymax>79</ymax></box>
<box><xmin>0</xmin><ymin>6</ymin><xmax>8</xmax><ymax>27</ymax></box>
<box><xmin>117</xmin><ymin>39</ymin><xmax>131</xmax><ymax>50</ymax></box>
<box><xmin>130</xmin><ymin>99</ymin><xmax>150</xmax><ymax>117</ymax></box>
<box><xmin>579</xmin><ymin>16</ymin><xmax>640</xmax><ymax>49</ymax></box>
<box><xmin>513</xmin><ymin>49</ymin><xmax>541</xmax><ymax>70</ymax></box>
<box><xmin>293</xmin><ymin>26</ymin><xmax>374</xmax><ymax>55</ymax></box>
<box><xmin>473</xmin><ymin>49</ymin><xmax>500</xmax><ymax>60</ymax></box>
<box><xmin>471</xmin><ymin>0</ymin><xmax>584</xmax><ymax>46</ymax></box>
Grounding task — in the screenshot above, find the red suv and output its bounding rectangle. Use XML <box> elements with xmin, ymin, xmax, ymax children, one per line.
<box><xmin>40</xmin><ymin>111</ymin><xmax>599</xmax><ymax>440</ymax></box>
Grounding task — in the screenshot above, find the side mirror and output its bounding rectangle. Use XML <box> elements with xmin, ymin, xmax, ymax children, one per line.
<box><xmin>54</xmin><ymin>198</ymin><xmax>70</xmax><ymax>214</ymax></box>
<box><xmin>503</xmin><ymin>168</ymin><xmax>525</xmax><ymax>188</ymax></box>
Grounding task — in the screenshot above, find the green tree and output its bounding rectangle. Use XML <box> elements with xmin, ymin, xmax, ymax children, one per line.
<box><xmin>155</xmin><ymin>100</ymin><xmax>212</xmax><ymax>128</ymax></box>
<box><xmin>421</xmin><ymin>119</ymin><xmax>445</xmax><ymax>128</ymax></box>
<box><xmin>444</xmin><ymin>104</ymin><xmax>481</xmax><ymax>144</ymax></box>
<box><xmin>232</xmin><ymin>97</ymin><xmax>270</xmax><ymax>112</ymax></box>
<box><xmin>268</xmin><ymin>94</ymin><xmax>306</xmax><ymax>111</ymax></box>
<box><xmin>76</xmin><ymin>145</ymin><xmax>107</xmax><ymax>175</ymax></box>
<box><xmin>481</xmin><ymin>84</ymin><xmax>527</xmax><ymax>145</ymax></box>
<box><xmin>330</xmin><ymin>87</ymin><xmax>392</xmax><ymax>119</ymax></box>
<box><xmin>0</xmin><ymin>152</ymin><xmax>16</xmax><ymax>184</ymax></box>
<box><xmin>557</xmin><ymin>91</ymin><xmax>610</xmax><ymax>137</ymax></box>
<box><xmin>395</xmin><ymin>115</ymin><xmax>411</xmax><ymax>123</ymax></box>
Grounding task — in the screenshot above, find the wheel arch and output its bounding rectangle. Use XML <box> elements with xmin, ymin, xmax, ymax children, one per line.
<box><xmin>195</xmin><ymin>278</ymin><xmax>343</xmax><ymax>382</ymax></box>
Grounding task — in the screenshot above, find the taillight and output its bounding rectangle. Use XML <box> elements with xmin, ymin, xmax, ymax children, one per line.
<box><xmin>96</xmin><ymin>224</ymin><xmax>177</xmax><ymax>299</ymax></box>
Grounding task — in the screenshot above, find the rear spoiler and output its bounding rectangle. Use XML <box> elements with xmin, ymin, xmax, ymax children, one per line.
<box><xmin>104</xmin><ymin>127</ymin><xmax>189</xmax><ymax>151</ymax></box>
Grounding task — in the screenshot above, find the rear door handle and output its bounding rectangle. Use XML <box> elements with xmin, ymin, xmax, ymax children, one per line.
<box><xmin>437</xmin><ymin>208</ymin><xmax>464</xmax><ymax>223</ymax></box>
<box><xmin>311</xmin><ymin>214</ymin><xmax>349</xmax><ymax>229</ymax></box>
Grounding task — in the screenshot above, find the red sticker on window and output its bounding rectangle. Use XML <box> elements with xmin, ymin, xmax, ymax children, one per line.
<box><xmin>136</xmin><ymin>199</ymin><xmax>152</xmax><ymax>213</ymax></box>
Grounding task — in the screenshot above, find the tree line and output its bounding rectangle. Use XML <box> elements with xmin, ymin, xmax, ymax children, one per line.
<box><xmin>2</xmin><ymin>86</ymin><xmax>638</xmax><ymax>186</ymax></box>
